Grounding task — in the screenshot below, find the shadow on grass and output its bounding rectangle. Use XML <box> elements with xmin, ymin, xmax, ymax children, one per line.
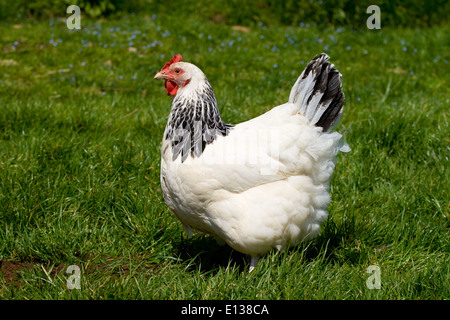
<box><xmin>171</xmin><ymin>235</ymin><xmax>248</xmax><ymax>274</ymax></box>
<box><xmin>170</xmin><ymin>212</ymin><xmax>358</xmax><ymax>274</ymax></box>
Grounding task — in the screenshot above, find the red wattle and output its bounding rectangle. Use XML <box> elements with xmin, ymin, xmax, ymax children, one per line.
<box><xmin>165</xmin><ymin>80</ymin><xmax>178</xmax><ymax>96</ymax></box>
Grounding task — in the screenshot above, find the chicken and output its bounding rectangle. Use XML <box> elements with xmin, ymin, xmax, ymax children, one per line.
<box><xmin>154</xmin><ymin>53</ymin><xmax>349</xmax><ymax>271</ymax></box>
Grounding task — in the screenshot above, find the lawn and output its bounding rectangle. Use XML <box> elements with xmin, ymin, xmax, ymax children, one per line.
<box><xmin>0</xmin><ymin>10</ymin><xmax>448</xmax><ymax>300</ymax></box>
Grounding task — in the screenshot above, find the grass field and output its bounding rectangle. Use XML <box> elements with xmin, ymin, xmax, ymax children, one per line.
<box><xmin>0</xmin><ymin>12</ymin><xmax>448</xmax><ymax>300</ymax></box>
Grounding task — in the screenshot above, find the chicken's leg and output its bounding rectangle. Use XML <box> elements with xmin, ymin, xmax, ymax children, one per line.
<box><xmin>249</xmin><ymin>255</ymin><xmax>260</xmax><ymax>273</ymax></box>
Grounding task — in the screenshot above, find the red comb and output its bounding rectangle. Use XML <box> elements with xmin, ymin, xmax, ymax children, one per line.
<box><xmin>162</xmin><ymin>54</ymin><xmax>183</xmax><ymax>71</ymax></box>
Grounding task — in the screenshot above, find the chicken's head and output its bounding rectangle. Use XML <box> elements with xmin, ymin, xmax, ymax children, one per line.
<box><xmin>154</xmin><ymin>54</ymin><xmax>194</xmax><ymax>96</ymax></box>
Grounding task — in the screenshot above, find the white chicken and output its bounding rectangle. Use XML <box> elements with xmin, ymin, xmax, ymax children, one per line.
<box><xmin>155</xmin><ymin>53</ymin><xmax>349</xmax><ymax>271</ymax></box>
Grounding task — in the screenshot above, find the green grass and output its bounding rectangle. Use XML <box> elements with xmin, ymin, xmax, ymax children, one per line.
<box><xmin>0</xmin><ymin>13</ymin><xmax>448</xmax><ymax>299</ymax></box>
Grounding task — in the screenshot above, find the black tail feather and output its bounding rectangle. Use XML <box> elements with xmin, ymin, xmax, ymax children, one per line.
<box><xmin>289</xmin><ymin>53</ymin><xmax>345</xmax><ymax>132</ymax></box>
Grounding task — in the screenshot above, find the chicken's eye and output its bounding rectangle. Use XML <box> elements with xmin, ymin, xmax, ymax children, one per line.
<box><xmin>175</xmin><ymin>69</ymin><xmax>181</xmax><ymax>74</ymax></box>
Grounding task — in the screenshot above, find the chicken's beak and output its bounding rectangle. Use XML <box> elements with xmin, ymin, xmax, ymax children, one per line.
<box><xmin>154</xmin><ymin>71</ymin><xmax>167</xmax><ymax>80</ymax></box>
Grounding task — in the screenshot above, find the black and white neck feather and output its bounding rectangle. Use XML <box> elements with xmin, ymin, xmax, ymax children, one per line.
<box><xmin>164</xmin><ymin>62</ymin><xmax>233</xmax><ymax>163</ymax></box>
